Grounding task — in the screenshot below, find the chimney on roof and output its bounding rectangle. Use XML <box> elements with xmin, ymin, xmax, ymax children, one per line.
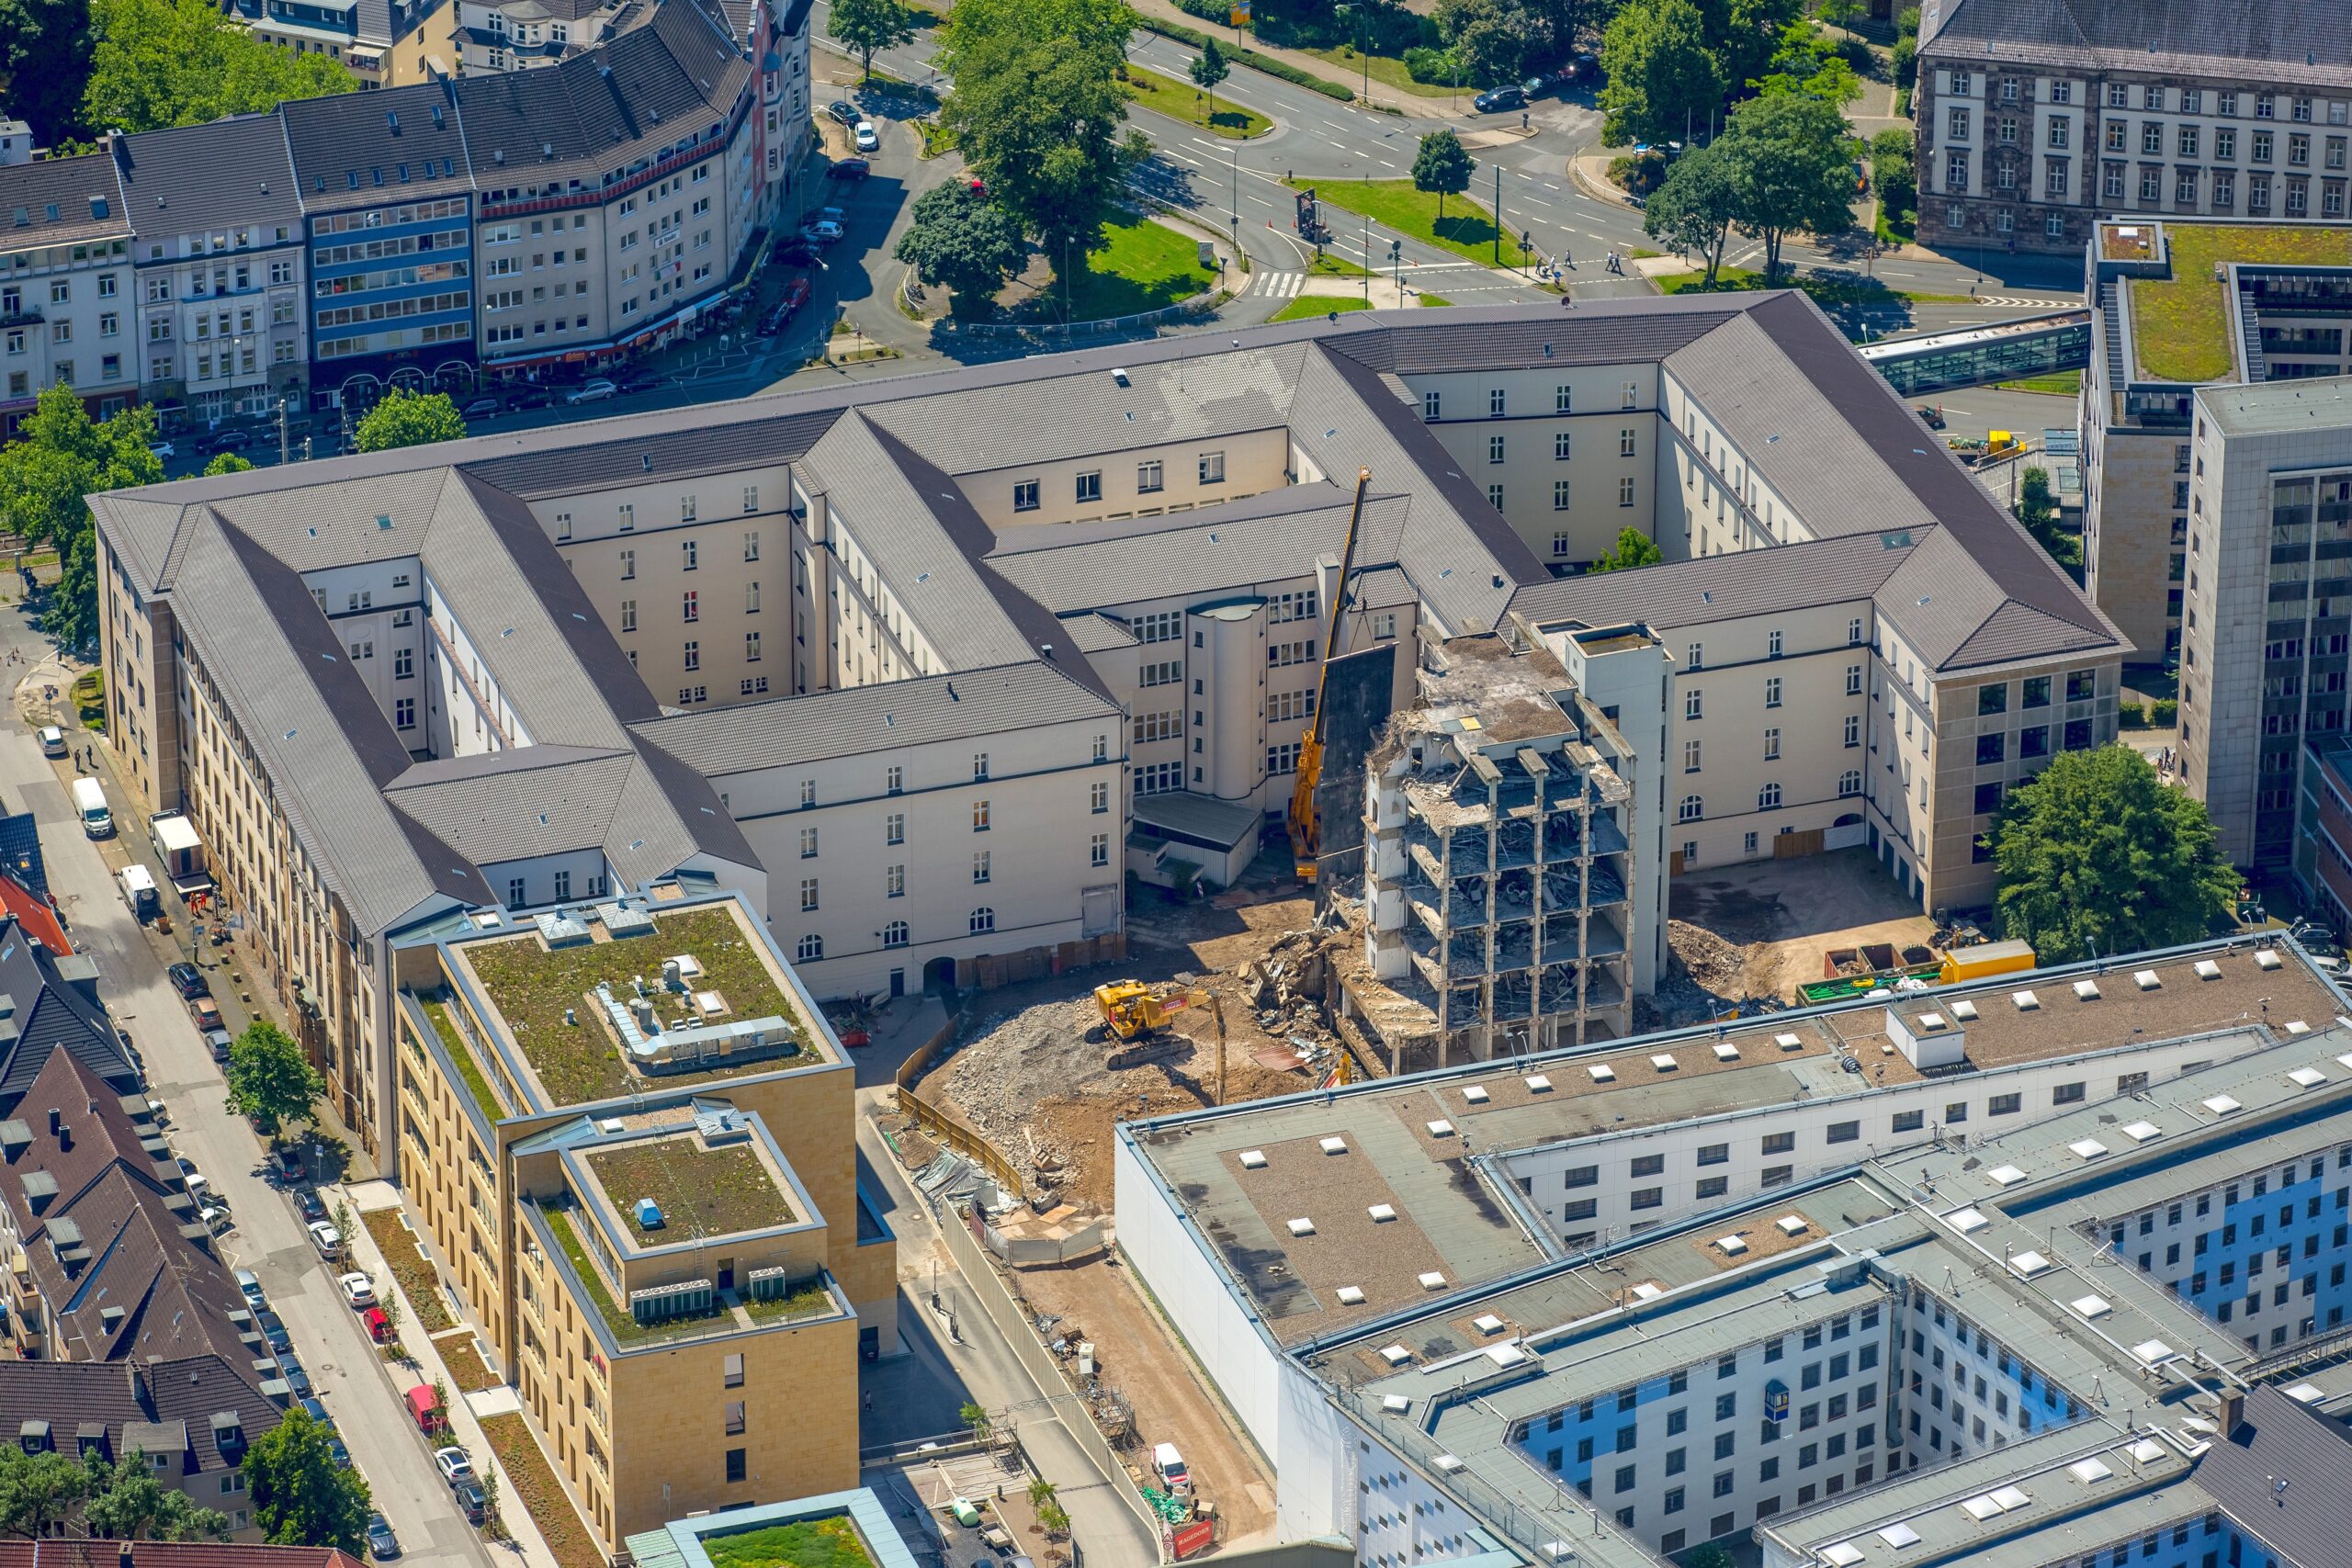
<box><xmin>119</xmin><ymin>1540</ymin><xmax>131</xmax><ymax>1568</ymax></box>
<box><xmin>125</xmin><ymin>1359</ymin><xmax>148</xmax><ymax>1411</ymax></box>
<box><xmin>2220</xmin><ymin>1388</ymin><xmax>2246</xmax><ymax>1436</ymax></box>
<box><xmin>46</xmin><ymin>1109</ymin><xmax>58</xmax><ymax>1137</ymax></box>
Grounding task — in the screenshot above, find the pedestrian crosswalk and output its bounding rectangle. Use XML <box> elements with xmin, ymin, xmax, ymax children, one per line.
<box><xmin>1255</xmin><ymin>271</ymin><xmax>1307</xmax><ymax>298</ymax></box>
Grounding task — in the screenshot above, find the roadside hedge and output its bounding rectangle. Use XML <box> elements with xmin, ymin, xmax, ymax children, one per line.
<box><xmin>1132</xmin><ymin>15</ymin><xmax>1356</xmax><ymax>101</ymax></box>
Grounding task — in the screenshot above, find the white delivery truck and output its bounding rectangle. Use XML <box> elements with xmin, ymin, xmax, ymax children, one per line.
<box><xmin>71</xmin><ymin>777</ymin><xmax>111</xmax><ymax>839</ymax></box>
<box><xmin>120</xmin><ymin>863</ymin><xmax>158</xmax><ymax>923</ymax></box>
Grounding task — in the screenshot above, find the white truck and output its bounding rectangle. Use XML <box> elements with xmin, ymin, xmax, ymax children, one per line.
<box><xmin>71</xmin><ymin>777</ymin><xmax>111</xmax><ymax>839</ymax></box>
<box><xmin>119</xmin><ymin>863</ymin><xmax>158</xmax><ymax>923</ymax></box>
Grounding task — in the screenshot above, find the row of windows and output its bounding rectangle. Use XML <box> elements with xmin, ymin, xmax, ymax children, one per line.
<box><xmin>1420</xmin><ymin>384</ymin><xmax>1642</xmax><ymax>421</ymax></box>
<box><xmin>1012</xmin><ymin>452</ymin><xmax>1226</xmax><ymax>512</ymax></box>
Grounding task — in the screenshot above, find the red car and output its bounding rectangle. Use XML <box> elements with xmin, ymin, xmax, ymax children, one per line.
<box><xmin>761</xmin><ymin>277</ymin><xmax>811</xmax><ymax>336</ymax></box>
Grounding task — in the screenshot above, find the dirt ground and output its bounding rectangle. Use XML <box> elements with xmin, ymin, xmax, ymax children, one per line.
<box><xmin>1008</xmin><ymin>1255</ymin><xmax>1278</xmax><ymax>1546</ymax></box>
<box><xmin>1668</xmin><ymin>849</ymin><xmax>1937</xmax><ymax>1003</ymax></box>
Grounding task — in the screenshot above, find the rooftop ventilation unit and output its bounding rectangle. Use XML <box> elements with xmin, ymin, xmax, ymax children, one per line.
<box><xmin>632</xmin><ymin>1198</ymin><xmax>665</xmax><ymax>1229</ymax></box>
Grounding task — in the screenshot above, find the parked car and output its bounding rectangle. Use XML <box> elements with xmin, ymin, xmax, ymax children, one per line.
<box><xmin>268</xmin><ymin>1145</ymin><xmax>306</xmax><ymax>1182</ymax></box>
<box><xmin>367</xmin><ymin>1514</ymin><xmax>401</xmax><ymax>1560</ymax></box>
<box><xmin>853</xmin><ymin>120</ymin><xmax>880</xmax><ymax>152</ymax></box>
<box><xmin>566</xmin><ymin>379</ymin><xmax>618</xmax><ymax>404</ymax></box>
<box><xmin>509</xmin><ymin>385</ymin><xmax>556</xmax><ymax>410</ymax></box>
<box><xmin>189</xmin><ymin>997</ymin><xmax>223</xmax><ymax>1032</ymax></box>
<box><xmin>147</xmin><ymin>441</ymin><xmax>175</xmax><ymax>461</ymax></box>
<box><xmin>234</xmin><ymin>1269</ymin><xmax>267</xmax><ymax>1310</ymax></box>
<box><xmin>460</xmin><ymin>396</ymin><xmax>502</xmax><ymax>419</ymax></box>
<box><xmin>435</xmin><ymin>1448</ymin><xmax>474</xmax><ymax>1488</ymax></box>
<box><xmin>827</xmin><ymin>100</ymin><xmax>859</xmax><ymax>125</ymax></box>
<box><xmin>307</xmin><ymin>1220</ymin><xmax>344</xmax><ymax>1260</ymax></box>
<box><xmin>37</xmin><ymin>726</ymin><xmax>64</xmax><ymax>757</ymax></box>
<box><xmin>338</xmin><ymin>1272</ymin><xmax>376</xmax><ymax>1309</ymax></box>
<box><xmin>1520</xmin><ymin>73</ymin><xmax>1546</xmax><ymax>95</ymax></box>
<box><xmin>257</xmin><ymin>1309</ymin><xmax>291</xmax><ymax>1356</ymax></box>
<box><xmin>800</xmin><ymin>220</ymin><xmax>845</xmax><ymax>245</ymax></box>
<box><xmin>294</xmin><ymin>1189</ymin><xmax>328</xmax><ymax>1224</ymax></box>
<box><xmin>166</xmin><ymin>963</ymin><xmax>208</xmax><ymax>999</ymax></box>
<box><xmin>828</xmin><ymin>157</ymin><xmax>870</xmax><ymax>181</ymax></box>
<box><xmin>615</xmin><ymin>374</ymin><xmax>663</xmax><ymax>395</ymax></box>
<box><xmin>203</xmin><ymin>428</ymin><xmax>254</xmax><ymax>454</ymax></box>
<box><xmin>277</xmin><ymin>1353</ymin><xmax>312</xmax><ymax>1399</ymax></box>
<box><xmin>203</xmin><ymin>1028</ymin><xmax>233</xmax><ymax>1063</ymax></box>
<box><xmin>406</xmin><ymin>1383</ymin><xmax>445</xmax><ymax>1434</ymax></box>
<box><xmin>1473</xmin><ymin>85</ymin><xmax>1525</xmax><ymax>112</ymax></box>
<box><xmin>454</xmin><ymin>1480</ymin><xmax>487</xmax><ymax>1526</ymax></box>
<box><xmin>199</xmin><ymin>1201</ymin><xmax>233</xmax><ymax>1235</ymax></box>
<box><xmin>300</xmin><ymin>1397</ymin><xmax>334</xmax><ymax>1429</ymax></box>
<box><xmin>774</xmin><ymin>238</ymin><xmax>820</xmax><ymax>266</ymax></box>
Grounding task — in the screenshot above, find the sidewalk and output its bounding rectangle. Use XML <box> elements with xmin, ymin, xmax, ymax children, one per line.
<box><xmin>1121</xmin><ymin>0</ymin><xmax>1457</xmax><ymax>118</ymax></box>
<box><xmin>340</xmin><ymin>1181</ymin><xmax>572</xmax><ymax>1568</ymax></box>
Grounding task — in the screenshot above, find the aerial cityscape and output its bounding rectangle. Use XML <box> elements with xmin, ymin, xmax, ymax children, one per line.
<box><xmin>0</xmin><ymin>0</ymin><xmax>2347</xmax><ymax>1567</ymax></box>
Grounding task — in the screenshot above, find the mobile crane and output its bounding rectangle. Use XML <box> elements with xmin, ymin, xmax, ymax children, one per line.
<box><xmin>1284</xmin><ymin>468</ymin><xmax>1373</xmax><ymax>883</ymax></box>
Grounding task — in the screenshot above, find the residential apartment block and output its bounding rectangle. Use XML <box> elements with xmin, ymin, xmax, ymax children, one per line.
<box><xmin>0</xmin><ymin>0</ymin><xmax>809</xmax><ymax>439</ymax></box>
<box><xmin>1116</xmin><ymin>933</ymin><xmax>2352</xmax><ymax>1567</ymax></box>
<box><xmin>1915</xmin><ymin>0</ymin><xmax>2352</xmax><ymax>255</ymax></box>
<box><xmin>387</xmin><ymin>889</ymin><xmax>887</xmax><ymax>1551</ymax></box>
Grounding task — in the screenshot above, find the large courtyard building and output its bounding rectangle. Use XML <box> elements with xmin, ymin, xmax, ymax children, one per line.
<box><xmin>1117</xmin><ymin>935</ymin><xmax>2352</xmax><ymax>1568</ymax></box>
<box><xmin>1914</xmin><ymin>0</ymin><xmax>2352</xmax><ymax>256</ymax></box>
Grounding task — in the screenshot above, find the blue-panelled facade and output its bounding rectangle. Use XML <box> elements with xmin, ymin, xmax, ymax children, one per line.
<box><xmin>307</xmin><ymin>191</ymin><xmax>476</xmax><ymax>409</ymax></box>
<box><xmin>2090</xmin><ymin>1141</ymin><xmax>2352</xmax><ymax>1352</ymax></box>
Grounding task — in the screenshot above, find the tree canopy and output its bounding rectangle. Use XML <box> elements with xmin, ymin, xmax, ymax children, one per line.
<box><xmin>1589</xmin><ymin>526</ymin><xmax>1664</xmax><ymax>572</ymax></box>
<box><xmin>893</xmin><ymin>181</ymin><xmax>1030</xmax><ymax>310</ymax></box>
<box><xmin>0</xmin><ymin>0</ymin><xmax>93</xmax><ymax>143</ymax></box>
<box><xmin>352</xmin><ymin>388</ymin><xmax>467</xmax><ymax>453</ymax></box>
<box><xmin>1641</xmin><ymin>139</ymin><xmax>1737</xmax><ymax>285</ymax></box>
<box><xmin>1432</xmin><ymin>0</ymin><xmax>1544</xmax><ymax>88</ymax></box>
<box><xmin>826</xmin><ymin>0</ymin><xmax>916</xmax><ymax>83</ymax></box>
<box><xmin>83</xmin><ymin>0</ymin><xmax>354</xmax><ymax>134</ymax></box>
<box><xmin>1988</xmin><ymin>747</ymin><xmax>2237</xmax><ymax>964</ymax></box>
<box><xmin>1597</xmin><ymin>0</ymin><xmax>1719</xmax><ymax>147</ymax></box>
<box><xmin>0</xmin><ymin>384</ymin><xmax>160</xmax><ymax>652</ymax></box>
<box><xmin>1410</xmin><ymin>129</ymin><xmax>1474</xmax><ymax>220</ymax></box>
<box><xmin>939</xmin><ymin>0</ymin><xmax>1136</xmax><ymax>270</ymax></box>
<box><xmin>246</xmin><ymin>1409</ymin><xmax>371</xmax><ymax>1553</ymax></box>
<box><xmin>224</xmin><ymin>1020</ymin><xmax>323</xmax><ymax>1139</ymax></box>
<box><xmin>1717</xmin><ymin>89</ymin><xmax>1855</xmax><ymax>280</ymax></box>
<box><xmin>2012</xmin><ymin>464</ymin><xmax>2081</xmax><ymax>581</ymax></box>
<box><xmin>202</xmin><ymin>451</ymin><xmax>254</xmax><ymax>478</ymax></box>
<box><xmin>1187</xmin><ymin>36</ymin><xmax>1230</xmax><ymax>122</ymax></box>
<box><xmin>79</xmin><ymin>1451</ymin><xmax>232</xmax><ymax>1541</ymax></box>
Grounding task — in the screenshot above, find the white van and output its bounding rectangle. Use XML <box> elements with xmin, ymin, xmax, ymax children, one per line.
<box><xmin>1152</xmin><ymin>1442</ymin><xmax>1191</xmax><ymax>1495</ymax></box>
<box><xmin>71</xmin><ymin>777</ymin><xmax>111</xmax><ymax>839</ymax></box>
<box><xmin>119</xmin><ymin>864</ymin><xmax>158</xmax><ymax>922</ymax></box>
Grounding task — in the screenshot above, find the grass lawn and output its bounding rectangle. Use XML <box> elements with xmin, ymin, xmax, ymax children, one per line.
<box><xmin>1416</xmin><ymin>293</ymin><xmax>1453</xmax><ymax>307</ymax></box>
<box><xmin>1122</xmin><ymin>66</ymin><xmax>1272</xmax><ymax>139</ymax></box>
<box><xmin>1657</xmin><ymin>265</ymin><xmax>1968</xmax><ymax>308</ymax></box>
<box><xmin>915</xmin><ymin>119</ymin><xmax>957</xmax><ymax>159</ymax></box>
<box><xmin>1302</xmin><ymin>45</ymin><xmax>1460</xmax><ymax>100</ymax></box>
<box><xmin>363</xmin><ymin>1209</ymin><xmax>457</xmax><ymax>1334</ymax></box>
<box><xmin>582</xmin><ymin>1138</ymin><xmax>794</xmax><ymax>1240</ymax></box>
<box><xmin>425</xmin><ymin>1001</ymin><xmax>506</xmax><ymax>1126</ymax></box>
<box><xmin>1288</xmin><ymin>179</ymin><xmax>1503</xmax><ymax>268</ymax></box>
<box><xmin>704</xmin><ymin>1517</ymin><xmax>876</xmax><ymax>1568</ymax></box>
<box><xmin>1270</xmin><ymin>294</ymin><xmax>1372</xmax><ymax>322</ymax></box>
<box><xmin>442</xmin><ymin>1336</ymin><xmax>503</xmax><ymax>1393</ymax></box>
<box><xmin>477</xmin><ymin>1414</ymin><xmax>601</xmax><ymax>1568</ymax></box>
<box><xmin>1306</xmin><ymin>252</ymin><xmax>1370</xmax><ymax>278</ymax></box>
<box><xmin>1055</xmin><ymin>213</ymin><xmax>1217</xmax><ymax>321</ymax></box>
<box><xmin>459</xmin><ymin>906</ymin><xmax>812</xmax><ymax>1106</ymax></box>
<box><xmin>2132</xmin><ymin>225</ymin><xmax>2352</xmax><ymax>381</ymax></box>
<box><xmin>1996</xmin><ymin>370</ymin><xmax>2082</xmax><ymax>396</ymax></box>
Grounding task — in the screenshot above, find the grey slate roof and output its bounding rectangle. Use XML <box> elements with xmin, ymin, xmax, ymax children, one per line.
<box><xmin>1917</xmin><ymin>0</ymin><xmax>2352</xmax><ymax>85</ymax></box>
<box><xmin>2195</xmin><ymin>1387</ymin><xmax>2352</xmax><ymax>1567</ymax></box>
<box><xmin>1510</xmin><ymin>530</ymin><xmax>1917</xmax><ymax>632</ymax></box>
<box><xmin>113</xmin><ymin>118</ymin><xmax>302</xmax><ymax>243</ymax></box>
<box><xmin>0</xmin><ymin>152</ymin><xmax>128</xmax><ymax>250</ymax></box>
<box><xmin>632</xmin><ymin>662</ymin><xmax>1118</xmax><ymax>774</ymax></box>
<box><xmin>0</xmin><ymin>924</ymin><xmax>140</xmax><ymax>1109</ymax></box>
<box><xmin>281</xmin><ymin>81</ymin><xmax>475</xmax><ymax>208</ymax></box>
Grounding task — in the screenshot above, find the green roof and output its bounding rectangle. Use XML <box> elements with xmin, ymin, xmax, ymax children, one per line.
<box><xmin>458</xmin><ymin>905</ymin><xmax>819</xmax><ymax>1107</ymax></box>
<box><xmin>535</xmin><ymin>1201</ymin><xmax>834</xmax><ymax>1348</ymax></box>
<box><xmin>699</xmin><ymin>1517</ymin><xmax>876</xmax><ymax>1568</ymax></box>
<box><xmin>583</xmin><ymin>1136</ymin><xmax>796</xmax><ymax>1241</ymax></box>
<box><xmin>2131</xmin><ymin>223</ymin><xmax>2352</xmax><ymax>383</ymax></box>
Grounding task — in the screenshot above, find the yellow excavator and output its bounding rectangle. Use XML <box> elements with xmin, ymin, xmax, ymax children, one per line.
<box><xmin>1285</xmin><ymin>468</ymin><xmax>1373</xmax><ymax>882</ymax></box>
<box><xmin>1095</xmin><ymin>981</ymin><xmax>1216</xmax><ymax>1042</ymax></box>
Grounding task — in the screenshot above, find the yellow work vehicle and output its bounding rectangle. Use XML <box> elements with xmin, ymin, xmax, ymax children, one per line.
<box><xmin>1094</xmin><ymin>981</ymin><xmax>1202</xmax><ymax>1041</ymax></box>
<box><xmin>1285</xmin><ymin>468</ymin><xmax>1374</xmax><ymax>881</ymax></box>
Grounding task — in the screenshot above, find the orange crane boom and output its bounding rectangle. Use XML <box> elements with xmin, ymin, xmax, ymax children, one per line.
<box><xmin>1285</xmin><ymin>468</ymin><xmax>1373</xmax><ymax>882</ymax></box>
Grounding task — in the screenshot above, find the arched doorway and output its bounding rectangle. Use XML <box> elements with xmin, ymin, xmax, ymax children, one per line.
<box><xmin>922</xmin><ymin>956</ymin><xmax>957</xmax><ymax>995</ymax></box>
<box><xmin>432</xmin><ymin>361</ymin><xmax>475</xmax><ymax>399</ymax></box>
<box><xmin>388</xmin><ymin>366</ymin><xmax>428</xmax><ymax>396</ymax></box>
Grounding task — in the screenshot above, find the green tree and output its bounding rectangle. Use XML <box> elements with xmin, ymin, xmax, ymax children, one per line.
<box><xmin>826</xmin><ymin>0</ymin><xmax>916</xmax><ymax>84</ymax></box>
<box><xmin>224</xmin><ymin>1021</ymin><xmax>323</xmax><ymax>1140</ymax></box>
<box><xmin>1752</xmin><ymin>19</ymin><xmax>1861</xmax><ymax>103</ymax></box>
<box><xmin>1815</xmin><ymin>0</ymin><xmax>1861</xmax><ymax>33</ymax></box>
<box><xmin>0</xmin><ymin>0</ymin><xmax>93</xmax><ymax>143</ymax></box>
<box><xmin>939</xmin><ymin>0</ymin><xmax>1136</xmax><ymax>276</ymax></box>
<box><xmin>476</xmin><ymin>1461</ymin><xmax>503</xmax><ymax>1540</ymax></box>
<box><xmin>1589</xmin><ymin>526</ymin><xmax>1664</xmax><ymax>571</ymax></box>
<box><xmin>1717</xmin><ymin>90</ymin><xmax>1855</xmax><ymax>279</ymax></box>
<box><xmin>1869</xmin><ymin>124</ymin><xmax>1915</xmax><ymax>215</ymax></box>
<box><xmin>1642</xmin><ymin>140</ymin><xmax>1736</xmax><ymax>284</ymax></box>
<box><xmin>1027</xmin><ymin>1478</ymin><xmax>1058</xmax><ymax>1510</ymax></box>
<box><xmin>0</xmin><ymin>383</ymin><xmax>161</xmax><ymax>651</ymax></box>
<box><xmin>84</xmin><ymin>0</ymin><xmax>353</xmax><ymax>133</ymax></box>
<box><xmin>201</xmin><ymin>451</ymin><xmax>254</xmax><ymax>478</ymax></box>
<box><xmin>1701</xmin><ymin>0</ymin><xmax>1800</xmax><ymax>105</ymax></box>
<box><xmin>1410</xmin><ymin>129</ymin><xmax>1474</xmax><ymax>222</ymax></box>
<box><xmin>895</xmin><ymin>183</ymin><xmax>1032</xmax><ymax>310</ymax></box>
<box><xmin>245</xmin><ymin>1408</ymin><xmax>370</xmax><ymax>1553</ymax></box>
<box><xmin>1597</xmin><ymin>0</ymin><xmax>1720</xmax><ymax>148</ymax></box>
<box><xmin>80</xmin><ymin>1450</ymin><xmax>231</xmax><ymax>1541</ymax></box>
<box><xmin>959</xmin><ymin>1401</ymin><xmax>992</xmax><ymax>1439</ymax></box>
<box><xmin>1432</xmin><ymin>0</ymin><xmax>1542</xmax><ymax>87</ymax></box>
<box><xmin>0</xmin><ymin>1447</ymin><xmax>91</xmax><ymax>1538</ymax></box>
<box><xmin>352</xmin><ymin>388</ymin><xmax>466</xmax><ymax>454</ymax></box>
<box><xmin>1686</xmin><ymin>1548</ymin><xmax>1736</xmax><ymax>1568</ymax></box>
<box><xmin>2011</xmin><ymin>464</ymin><xmax>2081</xmax><ymax>581</ymax></box>
<box><xmin>1187</xmin><ymin>37</ymin><xmax>1231</xmax><ymax>125</ymax></box>
<box><xmin>1989</xmin><ymin>747</ymin><xmax>2236</xmax><ymax>964</ymax></box>
<box><xmin>1038</xmin><ymin>1502</ymin><xmax>1071</xmax><ymax>1537</ymax></box>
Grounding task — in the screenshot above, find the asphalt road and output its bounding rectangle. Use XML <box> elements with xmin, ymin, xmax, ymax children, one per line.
<box><xmin>0</xmin><ymin>605</ymin><xmax>481</xmax><ymax>1564</ymax></box>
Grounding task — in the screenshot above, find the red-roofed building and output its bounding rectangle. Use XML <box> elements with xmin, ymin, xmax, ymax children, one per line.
<box><xmin>0</xmin><ymin>877</ymin><xmax>71</xmax><ymax>956</ymax></box>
